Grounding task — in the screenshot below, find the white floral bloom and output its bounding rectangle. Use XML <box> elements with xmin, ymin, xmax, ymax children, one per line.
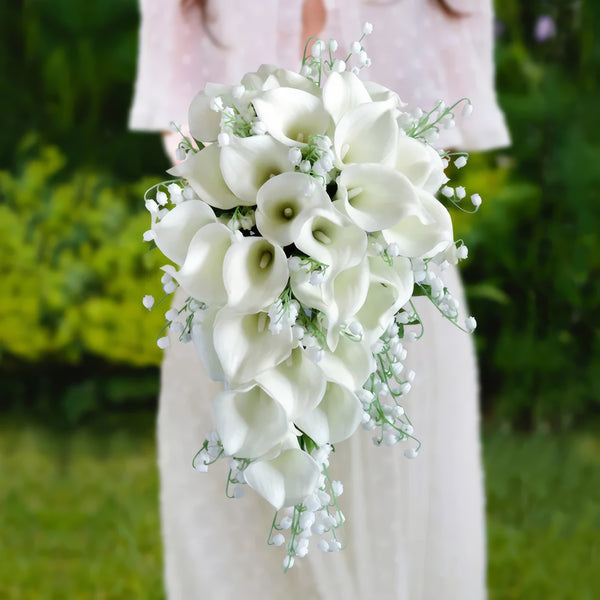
<box><xmin>222</xmin><ymin>236</ymin><xmax>289</xmax><ymax>313</ymax></box>
<box><xmin>322</xmin><ymin>71</ymin><xmax>371</xmax><ymax>124</ymax></box>
<box><xmin>214</xmin><ymin>386</ymin><xmax>289</xmax><ymax>458</ymax></box>
<box><xmin>317</xmin><ymin>334</ymin><xmax>375</xmax><ymax>391</ymax></box>
<box><xmin>255</xmin><ymin>172</ymin><xmax>331</xmax><ymax>246</ymax></box>
<box><xmin>213</xmin><ymin>309</ymin><xmax>294</xmax><ymax>387</ymax></box>
<box><xmin>191</xmin><ymin>305</ymin><xmax>226</xmax><ymax>382</ymax></box>
<box><xmin>244</xmin><ymin>449</ymin><xmax>321</xmax><ymax>510</ymax></box>
<box><xmin>252</xmin><ymin>87</ymin><xmax>331</xmax><ymax>147</ymax></box>
<box><xmin>395</xmin><ymin>136</ymin><xmax>447</xmax><ymax>194</ymax></box>
<box><xmin>167</xmin><ymin>145</ymin><xmax>242</xmax><ymax>210</ymax></box>
<box><xmin>151</xmin><ymin>200</ymin><xmax>216</xmax><ymax>266</ymax></box>
<box><xmin>188</xmin><ymin>83</ymin><xmax>233</xmax><ymax>143</ymax></box>
<box><xmin>220</xmin><ymin>135</ymin><xmax>293</xmax><ymax>205</ymax></box>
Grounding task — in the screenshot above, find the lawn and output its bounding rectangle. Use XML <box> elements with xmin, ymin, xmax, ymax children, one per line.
<box><xmin>1</xmin><ymin>415</ymin><xmax>598</xmax><ymax>599</ymax></box>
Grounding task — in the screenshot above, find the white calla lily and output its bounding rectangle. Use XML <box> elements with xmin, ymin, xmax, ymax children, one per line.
<box><xmin>151</xmin><ymin>200</ymin><xmax>216</xmax><ymax>265</ymax></box>
<box><xmin>168</xmin><ymin>145</ymin><xmax>243</xmax><ymax>209</ymax></box>
<box><xmin>363</xmin><ymin>80</ymin><xmax>406</xmax><ymax>106</ymax></box>
<box><xmin>255</xmin><ymin>347</ymin><xmax>327</xmax><ymax>417</ymax></box>
<box><xmin>356</xmin><ymin>256</ymin><xmax>414</xmax><ymax>347</ymax></box>
<box><xmin>223</xmin><ymin>237</ymin><xmax>289</xmax><ymax>313</ymax></box>
<box><xmin>188</xmin><ymin>83</ymin><xmax>232</xmax><ymax>143</ymax></box>
<box><xmin>244</xmin><ymin>449</ymin><xmax>321</xmax><ymax>510</ymax></box>
<box><xmin>318</xmin><ymin>334</ymin><xmax>375</xmax><ymax>391</ymax></box>
<box><xmin>395</xmin><ymin>136</ymin><xmax>447</xmax><ymax>194</ymax></box>
<box><xmin>295</xmin><ymin>207</ymin><xmax>367</xmax><ymax>273</ymax></box>
<box><xmin>382</xmin><ymin>189</ymin><xmax>454</xmax><ymax>258</ymax></box>
<box><xmin>174</xmin><ymin>223</ymin><xmax>234</xmax><ymax>304</ymax></box>
<box><xmin>242</xmin><ymin>65</ymin><xmax>319</xmax><ymax>95</ymax></box>
<box><xmin>322</xmin><ymin>71</ymin><xmax>371</xmax><ymax>124</ymax></box>
<box><xmin>334</xmin><ymin>100</ymin><xmax>398</xmax><ymax>168</ymax></box>
<box><xmin>220</xmin><ymin>136</ymin><xmax>293</xmax><ymax>205</ymax></box>
<box><xmin>294</xmin><ymin>382</ymin><xmax>363</xmax><ymax>446</ymax></box>
<box><xmin>214</xmin><ymin>386</ymin><xmax>289</xmax><ymax>459</ymax></box>
<box><xmin>255</xmin><ymin>172</ymin><xmax>331</xmax><ymax>246</ymax></box>
<box><xmin>252</xmin><ymin>87</ymin><xmax>331</xmax><ymax>146</ymax></box>
<box><xmin>336</xmin><ymin>163</ymin><xmax>424</xmax><ymax>232</ymax></box>
<box><xmin>213</xmin><ymin>309</ymin><xmax>293</xmax><ymax>387</ymax></box>
<box><xmin>191</xmin><ymin>306</ymin><xmax>226</xmax><ymax>382</ymax></box>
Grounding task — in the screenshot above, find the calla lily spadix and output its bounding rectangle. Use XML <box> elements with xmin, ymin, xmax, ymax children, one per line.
<box><xmin>252</xmin><ymin>87</ymin><xmax>331</xmax><ymax>146</ymax></box>
<box><xmin>188</xmin><ymin>83</ymin><xmax>232</xmax><ymax>143</ymax></box>
<box><xmin>255</xmin><ymin>172</ymin><xmax>331</xmax><ymax>246</ymax></box>
<box><xmin>173</xmin><ymin>222</ymin><xmax>233</xmax><ymax>304</ymax></box>
<box><xmin>220</xmin><ymin>135</ymin><xmax>293</xmax><ymax>205</ymax></box>
<box><xmin>335</xmin><ymin>163</ymin><xmax>424</xmax><ymax>232</ymax></box>
<box><xmin>294</xmin><ymin>381</ymin><xmax>363</xmax><ymax>446</ymax></box>
<box><xmin>151</xmin><ymin>199</ymin><xmax>216</xmax><ymax>266</ymax></box>
<box><xmin>355</xmin><ymin>256</ymin><xmax>414</xmax><ymax>347</ymax></box>
<box><xmin>395</xmin><ymin>135</ymin><xmax>447</xmax><ymax>194</ymax></box>
<box><xmin>382</xmin><ymin>189</ymin><xmax>454</xmax><ymax>258</ymax></box>
<box><xmin>333</xmin><ymin>99</ymin><xmax>398</xmax><ymax>168</ymax></box>
<box><xmin>322</xmin><ymin>71</ymin><xmax>371</xmax><ymax>124</ymax></box>
<box><xmin>168</xmin><ymin>144</ymin><xmax>243</xmax><ymax>210</ymax></box>
<box><xmin>255</xmin><ymin>347</ymin><xmax>327</xmax><ymax>417</ymax></box>
<box><xmin>222</xmin><ymin>237</ymin><xmax>288</xmax><ymax>313</ymax></box>
<box><xmin>295</xmin><ymin>207</ymin><xmax>367</xmax><ymax>274</ymax></box>
<box><xmin>214</xmin><ymin>386</ymin><xmax>289</xmax><ymax>459</ymax></box>
<box><xmin>244</xmin><ymin>448</ymin><xmax>321</xmax><ymax>510</ymax></box>
<box><xmin>213</xmin><ymin>308</ymin><xmax>293</xmax><ymax>387</ymax></box>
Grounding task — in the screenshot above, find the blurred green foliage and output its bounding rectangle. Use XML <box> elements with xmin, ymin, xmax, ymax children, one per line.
<box><xmin>0</xmin><ymin>0</ymin><xmax>598</xmax><ymax>427</ymax></box>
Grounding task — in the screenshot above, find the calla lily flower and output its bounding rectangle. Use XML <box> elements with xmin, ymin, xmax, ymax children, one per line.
<box><xmin>220</xmin><ymin>136</ymin><xmax>293</xmax><ymax>205</ymax></box>
<box><xmin>242</xmin><ymin>64</ymin><xmax>319</xmax><ymax>96</ymax></box>
<box><xmin>318</xmin><ymin>333</ymin><xmax>375</xmax><ymax>391</ymax></box>
<box><xmin>255</xmin><ymin>172</ymin><xmax>331</xmax><ymax>246</ymax></box>
<box><xmin>222</xmin><ymin>237</ymin><xmax>289</xmax><ymax>313</ymax></box>
<box><xmin>244</xmin><ymin>448</ymin><xmax>321</xmax><ymax>510</ymax></box>
<box><xmin>151</xmin><ymin>200</ymin><xmax>216</xmax><ymax>265</ymax></box>
<box><xmin>363</xmin><ymin>80</ymin><xmax>406</xmax><ymax>106</ymax></box>
<box><xmin>382</xmin><ymin>189</ymin><xmax>454</xmax><ymax>258</ymax></box>
<box><xmin>173</xmin><ymin>222</ymin><xmax>234</xmax><ymax>304</ymax></box>
<box><xmin>213</xmin><ymin>309</ymin><xmax>293</xmax><ymax>387</ymax></box>
<box><xmin>191</xmin><ymin>306</ymin><xmax>226</xmax><ymax>383</ymax></box>
<box><xmin>214</xmin><ymin>386</ymin><xmax>289</xmax><ymax>459</ymax></box>
<box><xmin>255</xmin><ymin>347</ymin><xmax>327</xmax><ymax>417</ymax></box>
<box><xmin>252</xmin><ymin>87</ymin><xmax>331</xmax><ymax>146</ymax></box>
<box><xmin>333</xmin><ymin>99</ymin><xmax>398</xmax><ymax>168</ymax></box>
<box><xmin>322</xmin><ymin>71</ymin><xmax>371</xmax><ymax>124</ymax></box>
<box><xmin>294</xmin><ymin>382</ymin><xmax>363</xmax><ymax>446</ymax></box>
<box><xmin>188</xmin><ymin>83</ymin><xmax>232</xmax><ymax>143</ymax></box>
<box><xmin>336</xmin><ymin>163</ymin><xmax>423</xmax><ymax>232</ymax></box>
<box><xmin>295</xmin><ymin>207</ymin><xmax>367</xmax><ymax>274</ymax></box>
<box><xmin>395</xmin><ymin>136</ymin><xmax>447</xmax><ymax>194</ymax></box>
<box><xmin>168</xmin><ymin>145</ymin><xmax>244</xmax><ymax>209</ymax></box>
<box><xmin>355</xmin><ymin>256</ymin><xmax>414</xmax><ymax>347</ymax></box>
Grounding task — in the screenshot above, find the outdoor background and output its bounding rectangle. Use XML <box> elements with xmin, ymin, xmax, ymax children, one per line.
<box><xmin>1</xmin><ymin>0</ymin><xmax>598</xmax><ymax>598</ymax></box>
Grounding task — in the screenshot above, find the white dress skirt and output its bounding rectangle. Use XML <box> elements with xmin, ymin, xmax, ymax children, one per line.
<box><xmin>130</xmin><ymin>1</ymin><xmax>510</xmax><ymax>598</ymax></box>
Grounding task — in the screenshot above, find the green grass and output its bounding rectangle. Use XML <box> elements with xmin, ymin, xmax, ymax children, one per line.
<box><xmin>1</xmin><ymin>417</ymin><xmax>598</xmax><ymax>599</ymax></box>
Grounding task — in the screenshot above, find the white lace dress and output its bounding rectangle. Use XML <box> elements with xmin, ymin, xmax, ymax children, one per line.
<box><xmin>130</xmin><ymin>1</ymin><xmax>510</xmax><ymax>598</ymax></box>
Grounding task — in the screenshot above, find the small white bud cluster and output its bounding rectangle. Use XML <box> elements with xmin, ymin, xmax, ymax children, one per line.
<box><xmin>267</xmin><ymin>297</ymin><xmax>300</xmax><ymax>335</ymax></box>
<box><xmin>193</xmin><ymin>430</ymin><xmax>223</xmax><ymax>473</ymax></box>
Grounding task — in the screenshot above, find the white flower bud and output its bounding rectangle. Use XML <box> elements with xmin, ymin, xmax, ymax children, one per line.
<box><xmin>465</xmin><ymin>316</ymin><xmax>477</xmax><ymax>333</ymax></box>
<box><xmin>157</xmin><ymin>336</ymin><xmax>170</xmax><ymax>349</ymax></box>
<box><xmin>272</xmin><ymin>533</ymin><xmax>285</xmax><ymax>546</ymax></box>
<box><xmin>142</xmin><ymin>295</ymin><xmax>154</xmax><ymax>310</ymax></box>
<box><xmin>350</xmin><ymin>41</ymin><xmax>362</xmax><ymax>54</ymax></box>
<box><xmin>454</xmin><ymin>156</ymin><xmax>468</xmax><ymax>169</ymax></box>
<box><xmin>363</xmin><ymin>22</ymin><xmax>373</xmax><ymax>35</ymax></box>
<box><xmin>471</xmin><ymin>193</ymin><xmax>482</xmax><ymax>208</ymax></box>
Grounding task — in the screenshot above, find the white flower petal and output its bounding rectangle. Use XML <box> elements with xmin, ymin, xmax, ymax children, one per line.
<box><xmin>334</xmin><ymin>100</ymin><xmax>398</xmax><ymax>168</ymax></box>
<box><xmin>294</xmin><ymin>382</ymin><xmax>363</xmax><ymax>445</ymax></box>
<box><xmin>252</xmin><ymin>87</ymin><xmax>331</xmax><ymax>146</ymax></box>
<box><xmin>220</xmin><ymin>136</ymin><xmax>293</xmax><ymax>205</ymax></box>
<box><xmin>363</xmin><ymin>80</ymin><xmax>406</xmax><ymax>106</ymax></box>
<box><xmin>214</xmin><ymin>387</ymin><xmax>289</xmax><ymax>458</ymax></box>
<box><xmin>382</xmin><ymin>190</ymin><xmax>454</xmax><ymax>258</ymax></box>
<box><xmin>213</xmin><ymin>309</ymin><xmax>293</xmax><ymax>387</ymax></box>
<box><xmin>336</xmin><ymin>163</ymin><xmax>423</xmax><ymax>232</ymax></box>
<box><xmin>255</xmin><ymin>172</ymin><xmax>331</xmax><ymax>246</ymax></box>
<box><xmin>191</xmin><ymin>306</ymin><xmax>226</xmax><ymax>382</ymax></box>
<box><xmin>255</xmin><ymin>347</ymin><xmax>327</xmax><ymax>417</ymax></box>
<box><xmin>223</xmin><ymin>237</ymin><xmax>289</xmax><ymax>313</ymax></box>
<box><xmin>188</xmin><ymin>84</ymin><xmax>232</xmax><ymax>143</ymax></box>
<box><xmin>151</xmin><ymin>200</ymin><xmax>216</xmax><ymax>266</ymax></box>
<box><xmin>244</xmin><ymin>449</ymin><xmax>321</xmax><ymax>510</ymax></box>
<box><xmin>168</xmin><ymin>145</ymin><xmax>243</xmax><ymax>209</ymax></box>
<box><xmin>395</xmin><ymin>136</ymin><xmax>447</xmax><ymax>194</ymax></box>
<box><xmin>322</xmin><ymin>71</ymin><xmax>371</xmax><ymax>123</ymax></box>
<box><xmin>174</xmin><ymin>223</ymin><xmax>233</xmax><ymax>304</ymax></box>
<box><xmin>318</xmin><ymin>334</ymin><xmax>375</xmax><ymax>391</ymax></box>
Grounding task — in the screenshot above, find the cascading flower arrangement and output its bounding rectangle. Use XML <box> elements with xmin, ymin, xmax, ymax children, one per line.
<box><xmin>142</xmin><ymin>24</ymin><xmax>480</xmax><ymax>570</ymax></box>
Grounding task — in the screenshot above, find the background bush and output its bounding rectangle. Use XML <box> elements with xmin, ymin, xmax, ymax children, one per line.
<box><xmin>0</xmin><ymin>0</ymin><xmax>598</xmax><ymax>428</ymax></box>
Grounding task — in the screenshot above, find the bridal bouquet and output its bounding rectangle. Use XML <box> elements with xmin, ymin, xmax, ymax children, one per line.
<box><xmin>143</xmin><ymin>25</ymin><xmax>479</xmax><ymax>570</ymax></box>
